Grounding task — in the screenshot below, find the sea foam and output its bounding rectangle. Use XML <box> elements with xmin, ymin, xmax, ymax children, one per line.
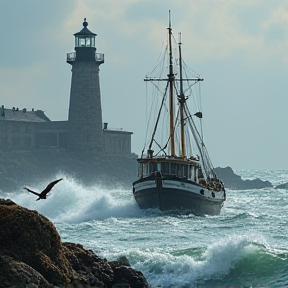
<box><xmin>5</xmin><ymin>173</ymin><xmax>143</xmax><ymax>223</ymax></box>
<box><xmin>106</xmin><ymin>234</ymin><xmax>280</xmax><ymax>288</ymax></box>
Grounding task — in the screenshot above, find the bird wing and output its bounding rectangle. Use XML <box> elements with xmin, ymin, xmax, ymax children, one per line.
<box><xmin>41</xmin><ymin>178</ymin><xmax>63</xmax><ymax>196</ymax></box>
<box><xmin>23</xmin><ymin>187</ymin><xmax>40</xmax><ymax>197</ymax></box>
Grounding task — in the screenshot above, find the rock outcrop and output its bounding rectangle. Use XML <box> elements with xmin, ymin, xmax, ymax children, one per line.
<box><xmin>0</xmin><ymin>198</ymin><xmax>150</xmax><ymax>288</ymax></box>
<box><xmin>214</xmin><ymin>167</ymin><xmax>273</xmax><ymax>190</ymax></box>
<box><xmin>274</xmin><ymin>182</ymin><xmax>288</xmax><ymax>189</ymax></box>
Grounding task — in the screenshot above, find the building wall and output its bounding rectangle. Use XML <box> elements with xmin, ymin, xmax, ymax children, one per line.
<box><xmin>103</xmin><ymin>130</ymin><xmax>132</xmax><ymax>156</ymax></box>
<box><xmin>0</xmin><ymin>119</ymin><xmax>133</xmax><ymax>157</ymax></box>
<box><xmin>35</xmin><ymin>121</ymin><xmax>68</xmax><ymax>148</ymax></box>
<box><xmin>0</xmin><ymin>120</ymin><xmax>35</xmax><ymax>150</ymax></box>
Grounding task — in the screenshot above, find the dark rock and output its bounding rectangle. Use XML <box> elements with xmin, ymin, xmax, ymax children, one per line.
<box><xmin>0</xmin><ymin>198</ymin><xmax>151</xmax><ymax>288</ymax></box>
<box><xmin>0</xmin><ymin>200</ymin><xmax>73</xmax><ymax>286</ymax></box>
<box><xmin>0</xmin><ymin>198</ymin><xmax>16</xmax><ymax>206</ymax></box>
<box><xmin>0</xmin><ymin>255</ymin><xmax>51</xmax><ymax>288</ymax></box>
<box><xmin>275</xmin><ymin>182</ymin><xmax>288</xmax><ymax>189</ymax></box>
<box><xmin>214</xmin><ymin>166</ymin><xmax>273</xmax><ymax>190</ymax></box>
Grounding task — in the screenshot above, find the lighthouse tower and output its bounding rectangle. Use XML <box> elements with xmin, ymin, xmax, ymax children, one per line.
<box><xmin>66</xmin><ymin>18</ymin><xmax>104</xmax><ymax>153</ymax></box>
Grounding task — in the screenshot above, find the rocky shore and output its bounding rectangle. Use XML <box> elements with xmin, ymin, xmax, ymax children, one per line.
<box><xmin>214</xmin><ymin>166</ymin><xmax>273</xmax><ymax>190</ymax></box>
<box><xmin>0</xmin><ymin>198</ymin><xmax>151</xmax><ymax>288</ymax></box>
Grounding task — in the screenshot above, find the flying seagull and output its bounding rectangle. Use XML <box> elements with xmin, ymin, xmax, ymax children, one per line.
<box><xmin>24</xmin><ymin>178</ymin><xmax>63</xmax><ymax>201</ymax></box>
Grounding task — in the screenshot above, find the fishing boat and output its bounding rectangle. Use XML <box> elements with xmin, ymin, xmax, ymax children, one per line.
<box><xmin>132</xmin><ymin>12</ymin><xmax>226</xmax><ymax>216</ymax></box>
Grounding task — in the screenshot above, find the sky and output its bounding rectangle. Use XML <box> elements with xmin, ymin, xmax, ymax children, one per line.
<box><xmin>0</xmin><ymin>0</ymin><xmax>287</xmax><ymax>170</ymax></box>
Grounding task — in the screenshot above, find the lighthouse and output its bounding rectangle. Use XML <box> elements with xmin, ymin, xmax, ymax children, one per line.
<box><xmin>66</xmin><ymin>18</ymin><xmax>104</xmax><ymax>153</ymax></box>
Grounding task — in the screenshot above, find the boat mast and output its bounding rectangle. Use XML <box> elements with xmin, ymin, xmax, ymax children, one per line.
<box><xmin>178</xmin><ymin>33</ymin><xmax>186</xmax><ymax>158</ymax></box>
<box><xmin>168</xmin><ymin>10</ymin><xmax>176</xmax><ymax>156</ymax></box>
<box><xmin>144</xmin><ymin>12</ymin><xmax>204</xmax><ymax>158</ymax></box>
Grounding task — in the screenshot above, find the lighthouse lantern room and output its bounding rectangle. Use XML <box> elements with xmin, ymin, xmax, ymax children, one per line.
<box><xmin>74</xmin><ymin>18</ymin><xmax>96</xmax><ymax>48</ymax></box>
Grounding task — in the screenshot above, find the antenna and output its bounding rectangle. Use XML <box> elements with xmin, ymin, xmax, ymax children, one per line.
<box><xmin>169</xmin><ymin>10</ymin><xmax>171</xmax><ymax>28</ymax></box>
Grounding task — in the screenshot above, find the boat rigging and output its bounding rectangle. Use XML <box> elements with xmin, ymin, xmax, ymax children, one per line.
<box><xmin>132</xmin><ymin>11</ymin><xmax>225</xmax><ymax>215</ymax></box>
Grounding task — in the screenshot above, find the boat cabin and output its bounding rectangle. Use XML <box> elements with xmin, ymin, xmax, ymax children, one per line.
<box><xmin>137</xmin><ymin>157</ymin><xmax>202</xmax><ymax>183</ymax></box>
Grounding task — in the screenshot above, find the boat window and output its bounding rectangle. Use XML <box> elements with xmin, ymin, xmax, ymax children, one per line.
<box><xmin>195</xmin><ymin>168</ymin><xmax>199</xmax><ymax>183</ymax></box>
<box><xmin>189</xmin><ymin>165</ymin><xmax>193</xmax><ymax>181</ymax></box>
<box><xmin>149</xmin><ymin>162</ymin><xmax>157</xmax><ymax>174</ymax></box>
<box><xmin>161</xmin><ymin>162</ymin><xmax>169</xmax><ymax>174</ymax></box>
<box><xmin>141</xmin><ymin>162</ymin><xmax>157</xmax><ymax>176</ymax></box>
<box><xmin>199</xmin><ymin>168</ymin><xmax>204</xmax><ymax>178</ymax></box>
<box><xmin>142</xmin><ymin>163</ymin><xmax>148</xmax><ymax>176</ymax></box>
<box><xmin>177</xmin><ymin>164</ymin><xmax>184</xmax><ymax>177</ymax></box>
<box><xmin>170</xmin><ymin>163</ymin><xmax>177</xmax><ymax>175</ymax></box>
<box><xmin>157</xmin><ymin>162</ymin><xmax>161</xmax><ymax>172</ymax></box>
<box><xmin>183</xmin><ymin>165</ymin><xmax>188</xmax><ymax>178</ymax></box>
<box><xmin>177</xmin><ymin>164</ymin><xmax>182</xmax><ymax>177</ymax></box>
<box><xmin>171</xmin><ymin>163</ymin><xmax>182</xmax><ymax>176</ymax></box>
<box><xmin>138</xmin><ymin>163</ymin><xmax>143</xmax><ymax>177</ymax></box>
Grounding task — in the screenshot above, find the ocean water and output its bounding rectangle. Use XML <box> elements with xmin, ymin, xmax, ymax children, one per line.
<box><xmin>4</xmin><ymin>169</ymin><xmax>288</xmax><ymax>288</ymax></box>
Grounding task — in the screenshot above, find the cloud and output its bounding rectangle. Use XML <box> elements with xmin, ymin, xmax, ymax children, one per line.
<box><xmin>262</xmin><ymin>5</ymin><xmax>288</xmax><ymax>62</ymax></box>
<box><xmin>0</xmin><ymin>63</ymin><xmax>46</xmax><ymax>109</ymax></box>
<box><xmin>168</xmin><ymin>1</ymin><xmax>288</xmax><ymax>64</ymax></box>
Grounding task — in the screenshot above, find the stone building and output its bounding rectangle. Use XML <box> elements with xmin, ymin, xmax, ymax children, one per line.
<box><xmin>0</xmin><ymin>19</ymin><xmax>133</xmax><ymax>158</ymax></box>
